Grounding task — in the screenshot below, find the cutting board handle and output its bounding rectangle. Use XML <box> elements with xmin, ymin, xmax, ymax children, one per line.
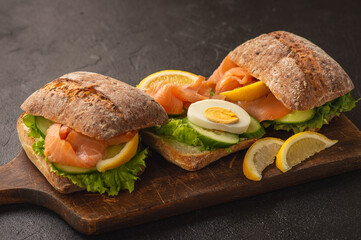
<box><xmin>0</xmin><ymin>150</ymin><xmax>52</xmax><ymax>205</ymax></box>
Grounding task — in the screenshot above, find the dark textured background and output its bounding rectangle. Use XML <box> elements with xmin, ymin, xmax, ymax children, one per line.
<box><xmin>1</xmin><ymin>0</ymin><xmax>361</xmax><ymax>239</ymax></box>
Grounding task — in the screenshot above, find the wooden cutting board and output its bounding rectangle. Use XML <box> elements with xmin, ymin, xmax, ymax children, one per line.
<box><xmin>1</xmin><ymin>115</ymin><xmax>361</xmax><ymax>235</ymax></box>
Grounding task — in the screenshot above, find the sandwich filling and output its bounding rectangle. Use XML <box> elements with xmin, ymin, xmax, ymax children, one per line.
<box><xmin>148</xmin><ymin>100</ymin><xmax>265</xmax><ymax>151</ymax></box>
<box><xmin>144</xmin><ymin>70</ymin><xmax>267</xmax><ymax>151</ymax></box>
<box><xmin>44</xmin><ymin>123</ymin><xmax>138</xmax><ymax>169</ymax></box>
<box><xmin>146</xmin><ymin>75</ymin><xmax>223</xmax><ymax>115</ymax></box>
<box><xmin>44</xmin><ymin>123</ymin><xmax>107</xmax><ymax>168</ymax></box>
<box><xmin>22</xmin><ymin>114</ymin><xmax>147</xmax><ymax>195</ymax></box>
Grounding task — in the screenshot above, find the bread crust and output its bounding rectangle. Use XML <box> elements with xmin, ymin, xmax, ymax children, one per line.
<box><xmin>229</xmin><ymin>31</ymin><xmax>354</xmax><ymax>110</ymax></box>
<box><xmin>20</xmin><ymin>72</ymin><xmax>168</xmax><ymax>140</ymax></box>
<box><xmin>17</xmin><ymin>113</ymin><xmax>83</xmax><ymax>194</ymax></box>
<box><xmin>141</xmin><ymin>131</ymin><xmax>257</xmax><ymax>171</ymax></box>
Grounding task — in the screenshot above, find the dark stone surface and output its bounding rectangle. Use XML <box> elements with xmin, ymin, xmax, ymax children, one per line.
<box><xmin>0</xmin><ymin>0</ymin><xmax>360</xmax><ymax>239</ymax></box>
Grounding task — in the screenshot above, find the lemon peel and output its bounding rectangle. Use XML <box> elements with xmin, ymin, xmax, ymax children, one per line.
<box><xmin>220</xmin><ymin>81</ymin><xmax>270</xmax><ymax>102</ymax></box>
<box><xmin>243</xmin><ymin>137</ymin><xmax>284</xmax><ymax>181</ymax></box>
<box><xmin>276</xmin><ymin>131</ymin><xmax>338</xmax><ymax>172</ymax></box>
<box><xmin>137</xmin><ymin>70</ymin><xmax>199</xmax><ymax>90</ymax></box>
<box><xmin>96</xmin><ymin>133</ymin><xmax>139</xmax><ymax>172</ymax></box>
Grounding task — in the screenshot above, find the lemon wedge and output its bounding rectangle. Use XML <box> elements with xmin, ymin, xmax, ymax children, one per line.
<box><xmin>220</xmin><ymin>81</ymin><xmax>270</xmax><ymax>101</ymax></box>
<box><xmin>243</xmin><ymin>137</ymin><xmax>284</xmax><ymax>181</ymax></box>
<box><xmin>137</xmin><ymin>70</ymin><xmax>199</xmax><ymax>90</ymax></box>
<box><xmin>276</xmin><ymin>131</ymin><xmax>338</xmax><ymax>173</ymax></box>
<box><xmin>96</xmin><ymin>133</ymin><xmax>139</xmax><ymax>172</ymax></box>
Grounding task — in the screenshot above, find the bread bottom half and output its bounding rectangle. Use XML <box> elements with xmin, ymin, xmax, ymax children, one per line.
<box><xmin>141</xmin><ymin>131</ymin><xmax>257</xmax><ymax>171</ymax></box>
<box><xmin>17</xmin><ymin>113</ymin><xmax>83</xmax><ymax>194</ymax></box>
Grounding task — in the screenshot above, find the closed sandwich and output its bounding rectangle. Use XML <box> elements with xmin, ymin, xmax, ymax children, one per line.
<box><xmin>209</xmin><ymin>31</ymin><xmax>357</xmax><ymax>132</ymax></box>
<box><xmin>18</xmin><ymin>71</ymin><xmax>168</xmax><ymax>195</ymax></box>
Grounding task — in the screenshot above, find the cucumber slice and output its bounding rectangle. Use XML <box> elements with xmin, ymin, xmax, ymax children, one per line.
<box><xmin>239</xmin><ymin>116</ymin><xmax>265</xmax><ymax>139</ymax></box>
<box><xmin>53</xmin><ymin>163</ymin><xmax>97</xmax><ymax>174</ymax></box>
<box><xmin>188</xmin><ymin>120</ymin><xmax>239</xmax><ymax>148</ymax></box>
<box><xmin>274</xmin><ymin>109</ymin><xmax>315</xmax><ymax>124</ymax></box>
<box><xmin>35</xmin><ymin>116</ymin><xmax>54</xmax><ymax>136</ymax></box>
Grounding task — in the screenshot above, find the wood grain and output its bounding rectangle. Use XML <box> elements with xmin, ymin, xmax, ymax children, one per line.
<box><xmin>0</xmin><ymin>115</ymin><xmax>361</xmax><ymax>235</ymax></box>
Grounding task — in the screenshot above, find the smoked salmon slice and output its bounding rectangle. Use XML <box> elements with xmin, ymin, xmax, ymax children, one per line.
<box><xmin>215</xmin><ymin>67</ymin><xmax>257</xmax><ymax>94</ymax></box>
<box><xmin>44</xmin><ymin>124</ymin><xmax>138</xmax><ymax>168</ymax></box>
<box><xmin>45</xmin><ymin>123</ymin><xmax>107</xmax><ymax>168</ymax></box>
<box><xmin>102</xmin><ymin>130</ymin><xmax>137</xmax><ymax>146</ymax></box>
<box><xmin>146</xmin><ymin>76</ymin><xmax>212</xmax><ymax>115</ymax></box>
<box><xmin>207</xmin><ymin>55</ymin><xmax>256</xmax><ymax>94</ymax></box>
<box><xmin>172</xmin><ymin>76</ymin><xmax>210</xmax><ymax>103</ymax></box>
<box><xmin>147</xmin><ymin>81</ymin><xmax>184</xmax><ymax>115</ymax></box>
<box><xmin>237</xmin><ymin>93</ymin><xmax>291</xmax><ymax>122</ymax></box>
<box><xmin>207</xmin><ymin>55</ymin><xmax>239</xmax><ymax>88</ymax></box>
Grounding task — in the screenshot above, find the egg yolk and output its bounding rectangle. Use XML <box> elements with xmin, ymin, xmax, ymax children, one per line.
<box><xmin>204</xmin><ymin>107</ymin><xmax>239</xmax><ymax>124</ymax></box>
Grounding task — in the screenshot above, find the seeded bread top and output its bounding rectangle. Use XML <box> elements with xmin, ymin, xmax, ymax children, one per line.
<box><xmin>21</xmin><ymin>71</ymin><xmax>168</xmax><ymax>140</ymax></box>
<box><xmin>229</xmin><ymin>31</ymin><xmax>354</xmax><ymax>110</ymax></box>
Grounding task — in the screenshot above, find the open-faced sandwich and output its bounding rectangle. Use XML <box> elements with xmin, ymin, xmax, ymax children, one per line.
<box><xmin>18</xmin><ymin>71</ymin><xmax>168</xmax><ymax>195</ymax></box>
<box><xmin>138</xmin><ymin>72</ymin><xmax>265</xmax><ymax>171</ymax></box>
<box><xmin>140</xmin><ymin>31</ymin><xmax>358</xmax><ymax>171</ymax></box>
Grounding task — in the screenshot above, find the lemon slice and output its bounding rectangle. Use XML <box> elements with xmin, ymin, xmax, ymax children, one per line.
<box><xmin>96</xmin><ymin>133</ymin><xmax>139</xmax><ymax>172</ymax></box>
<box><xmin>220</xmin><ymin>81</ymin><xmax>270</xmax><ymax>101</ymax></box>
<box><xmin>243</xmin><ymin>137</ymin><xmax>284</xmax><ymax>181</ymax></box>
<box><xmin>276</xmin><ymin>131</ymin><xmax>338</xmax><ymax>173</ymax></box>
<box><xmin>137</xmin><ymin>70</ymin><xmax>199</xmax><ymax>90</ymax></box>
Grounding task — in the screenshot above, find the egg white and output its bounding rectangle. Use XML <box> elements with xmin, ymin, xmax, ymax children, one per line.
<box><xmin>187</xmin><ymin>99</ymin><xmax>251</xmax><ymax>134</ymax></box>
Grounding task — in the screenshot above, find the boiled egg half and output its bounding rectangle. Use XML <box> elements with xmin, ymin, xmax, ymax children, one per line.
<box><xmin>187</xmin><ymin>99</ymin><xmax>251</xmax><ymax>134</ymax></box>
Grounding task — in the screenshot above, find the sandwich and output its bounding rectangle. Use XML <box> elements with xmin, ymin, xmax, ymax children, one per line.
<box><xmin>208</xmin><ymin>31</ymin><xmax>358</xmax><ymax>133</ymax></box>
<box><xmin>140</xmin><ymin>76</ymin><xmax>265</xmax><ymax>171</ymax></box>
<box><xmin>140</xmin><ymin>31</ymin><xmax>358</xmax><ymax>171</ymax></box>
<box><xmin>17</xmin><ymin>71</ymin><xmax>168</xmax><ymax>195</ymax></box>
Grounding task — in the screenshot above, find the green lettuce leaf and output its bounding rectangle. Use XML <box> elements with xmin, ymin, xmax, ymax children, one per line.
<box><xmin>23</xmin><ymin>114</ymin><xmax>46</xmax><ymax>156</ymax></box>
<box><xmin>49</xmin><ymin>148</ymin><xmax>147</xmax><ymax>196</ymax></box>
<box><xmin>149</xmin><ymin>118</ymin><xmax>213</xmax><ymax>150</ymax></box>
<box><xmin>32</xmin><ymin>138</ymin><xmax>45</xmax><ymax>157</ymax></box>
<box><xmin>267</xmin><ymin>93</ymin><xmax>359</xmax><ymax>133</ymax></box>
<box><xmin>22</xmin><ymin>114</ymin><xmax>43</xmax><ymax>138</ymax></box>
<box><xmin>148</xmin><ymin>117</ymin><xmax>255</xmax><ymax>151</ymax></box>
